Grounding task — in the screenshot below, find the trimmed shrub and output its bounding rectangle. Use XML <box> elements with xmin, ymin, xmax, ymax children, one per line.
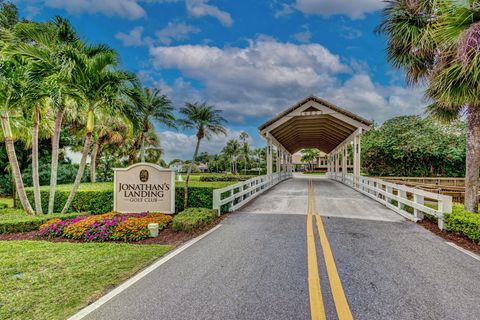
<box><xmin>444</xmin><ymin>204</ymin><xmax>480</xmax><ymax>244</ymax></box>
<box><xmin>0</xmin><ymin>212</ymin><xmax>86</xmax><ymax>234</ymax></box>
<box><xmin>26</xmin><ymin>185</ymin><xmax>113</xmax><ymax>214</ymax></box>
<box><xmin>0</xmin><ymin>203</ymin><xmax>8</xmax><ymax>210</ymax></box>
<box><xmin>173</xmin><ymin>208</ymin><xmax>217</xmax><ymax>233</ymax></box>
<box><xmin>199</xmin><ymin>175</ymin><xmax>254</xmax><ymax>182</ymax></box>
<box><xmin>27</xmin><ymin>182</ymin><xmax>230</xmax><ymax>214</ymax></box>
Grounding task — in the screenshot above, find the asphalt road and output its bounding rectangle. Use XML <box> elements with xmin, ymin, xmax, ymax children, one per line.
<box><xmin>80</xmin><ymin>175</ymin><xmax>480</xmax><ymax>320</ymax></box>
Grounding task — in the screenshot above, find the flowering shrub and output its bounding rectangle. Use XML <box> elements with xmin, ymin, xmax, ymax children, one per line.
<box><xmin>38</xmin><ymin>216</ymin><xmax>87</xmax><ymax>237</ymax></box>
<box><xmin>63</xmin><ymin>212</ymin><xmax>116</xmax><ymax>239</ymax></box>
<box><xmin>112</xmin><ymin>213</ymin><xmax>172</xmax><ymax>242</ymax></box>
<box><xmin>38</xmin><ymin>212</ymin><xmax>172</xmax><ymax>242</ymax></box>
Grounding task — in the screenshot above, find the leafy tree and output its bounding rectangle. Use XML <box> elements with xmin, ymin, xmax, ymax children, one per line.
<box><xmin>178</xmin><ymin>102</ymin><xmax>227</xmax><ymax>209</ymax></box>
<box><xmin>361</xmin><ymin>116</ymin><xmax>466</xmax><ymax>177</ymax></box>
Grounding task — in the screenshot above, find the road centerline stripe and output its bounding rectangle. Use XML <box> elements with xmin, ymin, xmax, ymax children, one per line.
<box><xmin>306</xmin><ymin>180</ymin><xmax>326</xmax><ymax>320</ymax></box>
<box><xmin>312</xmin><ymin>181</ymin><xmax>353</xmax><ymax>320</ymax></box>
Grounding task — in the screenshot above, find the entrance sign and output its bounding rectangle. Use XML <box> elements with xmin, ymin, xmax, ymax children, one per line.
<box><xmin>114</xmin><ymin>163</ymin><xmax>175</xmax><ymax>214</ymax></box>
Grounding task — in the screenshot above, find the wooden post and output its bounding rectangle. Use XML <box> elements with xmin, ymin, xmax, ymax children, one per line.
<box><xmin>267</xmin><ymin>137</ymin><xmax>273</xmax><ymax>176</ymax></box>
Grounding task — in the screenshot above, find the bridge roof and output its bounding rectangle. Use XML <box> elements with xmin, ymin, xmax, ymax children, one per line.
<box><xmin>258</xmin><ymin>95</ymin><xmax>372</xmax><ymax>154</ymax></box>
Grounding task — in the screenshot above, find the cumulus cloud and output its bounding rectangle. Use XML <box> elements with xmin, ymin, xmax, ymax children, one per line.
<box><xmin>149</xmin><ymin>38</ymin><xmax>426</xmax><ymax>125</ymax></box>
<box><xmin>156</xmin><ymin>22</ymin><xmax>200</xmax><ymax>45</ymax></box>
<box><xmin>43</xmin><ymin>0</ymin><xmax>147</xmax><ymax>19</ymax></box>
<box><xmin>295</xmin><ymin>0</ymin><xmax>385</xmax><ymax>20</ymax></box>
<box><xmin>186</xmin><ymin>0</ymin><xmax>233</xmax><ymax>27</ymax></box>
<box><xmin>292</xmin><ymin>25</ymin><xmax>312</xmax><ymax>43</ymax></box>
<box><xmin>115</xmin><ymin>26</ymin><xmax>145</xmax><ymax>46</ymax></box>
<box><xmin>150</xmin><ymin>38</ymin><xmax>349</xmax><ymax>117</ymax></box>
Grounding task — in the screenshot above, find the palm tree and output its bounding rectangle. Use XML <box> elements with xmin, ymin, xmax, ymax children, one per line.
<box><xmin>60</xmin><ymin>45</ymin><xmax>137</xmax><ymax>214</ymax></box>
<box><xmin>239</xmin><ymin>131</ymin><xmax>250</xmax><ymax>174</ymax></box>
<box><xmin>0</xmin><ymin>58</ymin><xmax>34</xmax><ymax>214</ymax></box>
<box><xmin>378</xmin><ymin>0</ymin><xmax>480</xmax><ymax>212</ymax></box>
<box><xmin>133</xmin><ymin>88</ymin><xmax>175</xmax><ymax>163</ymax></box>
<box><xmin>222</xmin><ymin>139</ymin><xmax>241</xmax><ymax>174</ymax></box>
<box><xmin>178</xmin><ymin>102</ymin><xmax>227</xmax><ymax>209</ymax></box>
<box><xmin>301</xmin><ymin>148</ymin><xmax>320</xmax><ymax>170</ymax></box>
<box><xmin>90</xmin><ymin>116</ymin><xmax>130</xmax><ymax>182</ymax></box>
<box><xmin>9</xmin><ymin>17</ymin><xmax>83</xmax><ymax>213</ymax></box>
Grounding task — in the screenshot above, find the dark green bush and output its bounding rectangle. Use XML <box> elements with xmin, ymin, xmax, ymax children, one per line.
<box><xmin>0</xmin><ymin>212</ymin><xmax>84</xmax><ymax>234</ymax></box>
<box><xmin>27</xmin><ymin>182</ymin><xmax>221</xmax><ymax>214</ymax></box>
<box><xmin>444</xmin><ymin>204</ymin><xmax>480</xmax><ymax>244</ymax></box>
<box><xmin>172</xmin><ymin>208</ymin><xmax>217</xmax><ymax>232</ymax></box>
<box><xmin>199</xmin><ymin>175</ymin><xmax>254</xmax><ymax>182</ymax></box>
<box><xmin>26</xmin><ymin>188</ymin><xmax>113</xmax><ymax>214</ymax></box>
<box><xmin>175</xmin><ymin>186</ymin><xmax>217</xmax><ymax>212</ymax></box>
<box><xmin>0</xmin><ymin>203</ymin><xmax>7</xmax><ymax>210</ymax></box>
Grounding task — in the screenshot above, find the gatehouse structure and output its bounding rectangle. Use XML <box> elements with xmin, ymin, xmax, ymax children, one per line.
<box><xmin>258</xmin><ymin>95</ymin><xmax>372</xmax><ymax>176</ymax></box>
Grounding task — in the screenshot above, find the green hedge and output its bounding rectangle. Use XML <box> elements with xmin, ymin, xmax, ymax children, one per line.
<box><xmin>0</xmin><ymin>212</ymin><xmax>85</xmax><ymax>234</ymax></box>
<box><xmin>199</xmin><ymin>175</ymin><xmax>254</xmax><ymax>182</ymax></box>
<box><xmin>444</xmin><ymin>204</ymin><xmax>480</xmax><ymax>244</ymax></box>
<box><xmin>172</xmin><ymin>208</ymin><xmax>217</xmax><ymax>232</ymax></box>
<box><xmin>25</xmin><ymin>181</ymin><xmax>232</xmax><ymax>214</ymax></box>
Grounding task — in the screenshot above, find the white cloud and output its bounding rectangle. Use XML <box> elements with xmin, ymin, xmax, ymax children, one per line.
<box><xmin>186</xmin><ymin>0</ymin><xmax>233</xmax><ymax>27</ymax></box>
<box><xmin>320</xmin><ymin>74</ymin><xmax>427</xmax><ymax>122</ymax></box>
<box><xmin>292</xmin><ymin>25</ymin><xmax>312</xmax><ymax>43</ymax></box>
<box><xmin>295</xmin><ymin>0</ymin><xmax>385</xmax><ymax>20</ymax></box>
<box><xmin>160</xmin><ymin>129</ymin><xmax>245</xmax><ymax>161</ymax></box>
<box><xmin>156</xmin><ymin>22</ymin><xmax>200</xmax><ymax>45</ymax></box>
<box><xmin>150</xmin><ymin>38</ymin><xmax>350</xmax><ymax>118</ymax></box>
<box><xmin>115</xmin><ymin>26</ymin><xmax>145</xmax><ymax>46</ymax></box>
<box><xmin>43</xmin><ymin>0</ymin><xmax>147</xmax><ymax>19</ymax></box>
<box><xmin>149</xmin><ymin>38</ymin><xmax>426</xmax><ymax>125</ymax></box>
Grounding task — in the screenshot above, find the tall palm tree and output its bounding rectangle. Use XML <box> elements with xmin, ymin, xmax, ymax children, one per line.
<box><xmin>239</xmin><ymin>131</ymin><xmax>251</xmax><ymax>174</ymax></box>
<box><xmin>9</xmin><ymin>17</ymin><xmax>83</xmax><ymax>213</ymax></box>
<box><xmin>178</xmin><ymin>102</ymin><xmax>227</xmax><ymax>209</ymax></box>
<box><xmin>60</xmin><ymin>45</ymin><xmax>137</xmax><ymax>214</ymax></box>
<box><xmin>378</xmin><ymin>0</ymin><xmax>480</xmax><ymax>212</ymax></box>
<box><xmin>222</xmin><ymin>139</ymin><xmax>241</xmax><ymax>174</ymax></box>
<box><xmin>134</xmin><ymin>88</ymin><xmax>175</xmax><ymax>163</ymax></box>
<box><xmin>0</xmin><ymin>58</ymin><xmax>34</xmax><ymax>214</ymax></box>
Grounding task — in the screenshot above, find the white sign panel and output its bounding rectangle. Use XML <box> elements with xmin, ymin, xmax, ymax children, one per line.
<box><xmin>114</xmin><ymin>163</ymin><xmax>175</xmax><ymax>214</ymax></box>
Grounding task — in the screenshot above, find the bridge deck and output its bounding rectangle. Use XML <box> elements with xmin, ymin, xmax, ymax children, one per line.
<box><xmin>239</xmin><ymin>174</ymin><xmax>404</xmax><ymax>222</ymax></box>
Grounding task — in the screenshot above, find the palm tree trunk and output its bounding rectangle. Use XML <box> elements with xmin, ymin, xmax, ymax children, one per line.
<box><xmin>32</xmin><ymin>105</ymin><xmax>42</xmax><ymax>214</ymax></box>
<box><xmin>48</xmin><ymin>108</ymin><xmax>65</xmax><ymax>214</ymax></box>
<box><xmin>1</xmin><ymin>115</ymin><xmax>34</xmax><ymax>215</ymax></box>
<box><xmin>61</xmin><ymin>132</ymin><xmax>93</xmax><ymax>214</ymax></box>
<box><xmin>184</xmin><ymin>137</ymin><xmax>202</xmax><ymax>210</ymax></box>
<box><xmin>90</xmin><ymin>139</ymin><xmax>100</xmax><ymax>183</ymax></box>
<box><xmin>140</xmin><ymin>131</ymin><xmax>146</xmax><ymax>162</ymax></box>
<box><xmin>464</xmin><ymin>105</ymin><xmax>480</xmax><ymax>213</ymax></box>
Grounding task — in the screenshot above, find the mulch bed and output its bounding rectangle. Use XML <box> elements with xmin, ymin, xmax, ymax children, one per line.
<box><xmin>0</xmin><ymin>214</ymin><xmax>229</xmax><ymax>247</ymax></box>
<box><xmin>418</xmin><ymin>219</ymin><xmax>480</xmax><ymax>255</ymax></box>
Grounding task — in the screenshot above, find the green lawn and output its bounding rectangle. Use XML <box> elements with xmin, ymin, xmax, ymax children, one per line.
<box><xmin>0</xmin><ymin>241</ymin><xmax>171</xmax><ymax>320</ymax></box>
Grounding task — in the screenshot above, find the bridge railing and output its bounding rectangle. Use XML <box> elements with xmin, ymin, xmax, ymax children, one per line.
<box><xmin>212</xmin><ymin>172</ymin><xmax>292</xmax><ymax>215</ymax></box>
<box><xmin>327</xmin><ymin>173</ymin><xmax>452</xmax><ymax>230</ymax></box>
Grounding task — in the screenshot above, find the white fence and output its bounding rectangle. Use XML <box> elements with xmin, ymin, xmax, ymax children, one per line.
<box><xmin>327</xmin><ymin>173</ymin><xmax>453</xmax><ymax>230</ymax></box>
<box><xmin>212</xmin><ymin>172</ymin><xmax>292</xmax><ymax>214</ymax></box>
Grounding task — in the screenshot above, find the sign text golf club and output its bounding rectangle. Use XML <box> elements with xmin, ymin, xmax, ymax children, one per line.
<box><xmin>114</xmin><ymin>163</ymin><xmax>175</xmax><ymax>214</ymax></box>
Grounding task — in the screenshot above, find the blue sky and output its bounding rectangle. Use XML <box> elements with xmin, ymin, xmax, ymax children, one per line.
<box><xmin>13</xmin><ymin>0</ymin><xmax>427</xmax><ymax>161</ymax></box>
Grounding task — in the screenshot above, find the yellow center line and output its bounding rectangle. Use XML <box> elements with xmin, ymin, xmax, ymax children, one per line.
<box><xmin>312</xmin><ymin>182</ymin><xmax>353</xmax><ymax>320</ymax></box>
<box><xmin>306</xmin><ymin>180</ymin><xmax>326</xmax><ymax>320</ymax></box>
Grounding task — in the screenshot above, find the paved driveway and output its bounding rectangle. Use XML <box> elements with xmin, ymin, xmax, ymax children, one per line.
<box><xmin>78</xmin><ymin>175</ymin><xmax>480</xmax><ymax>320</ymax></box>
